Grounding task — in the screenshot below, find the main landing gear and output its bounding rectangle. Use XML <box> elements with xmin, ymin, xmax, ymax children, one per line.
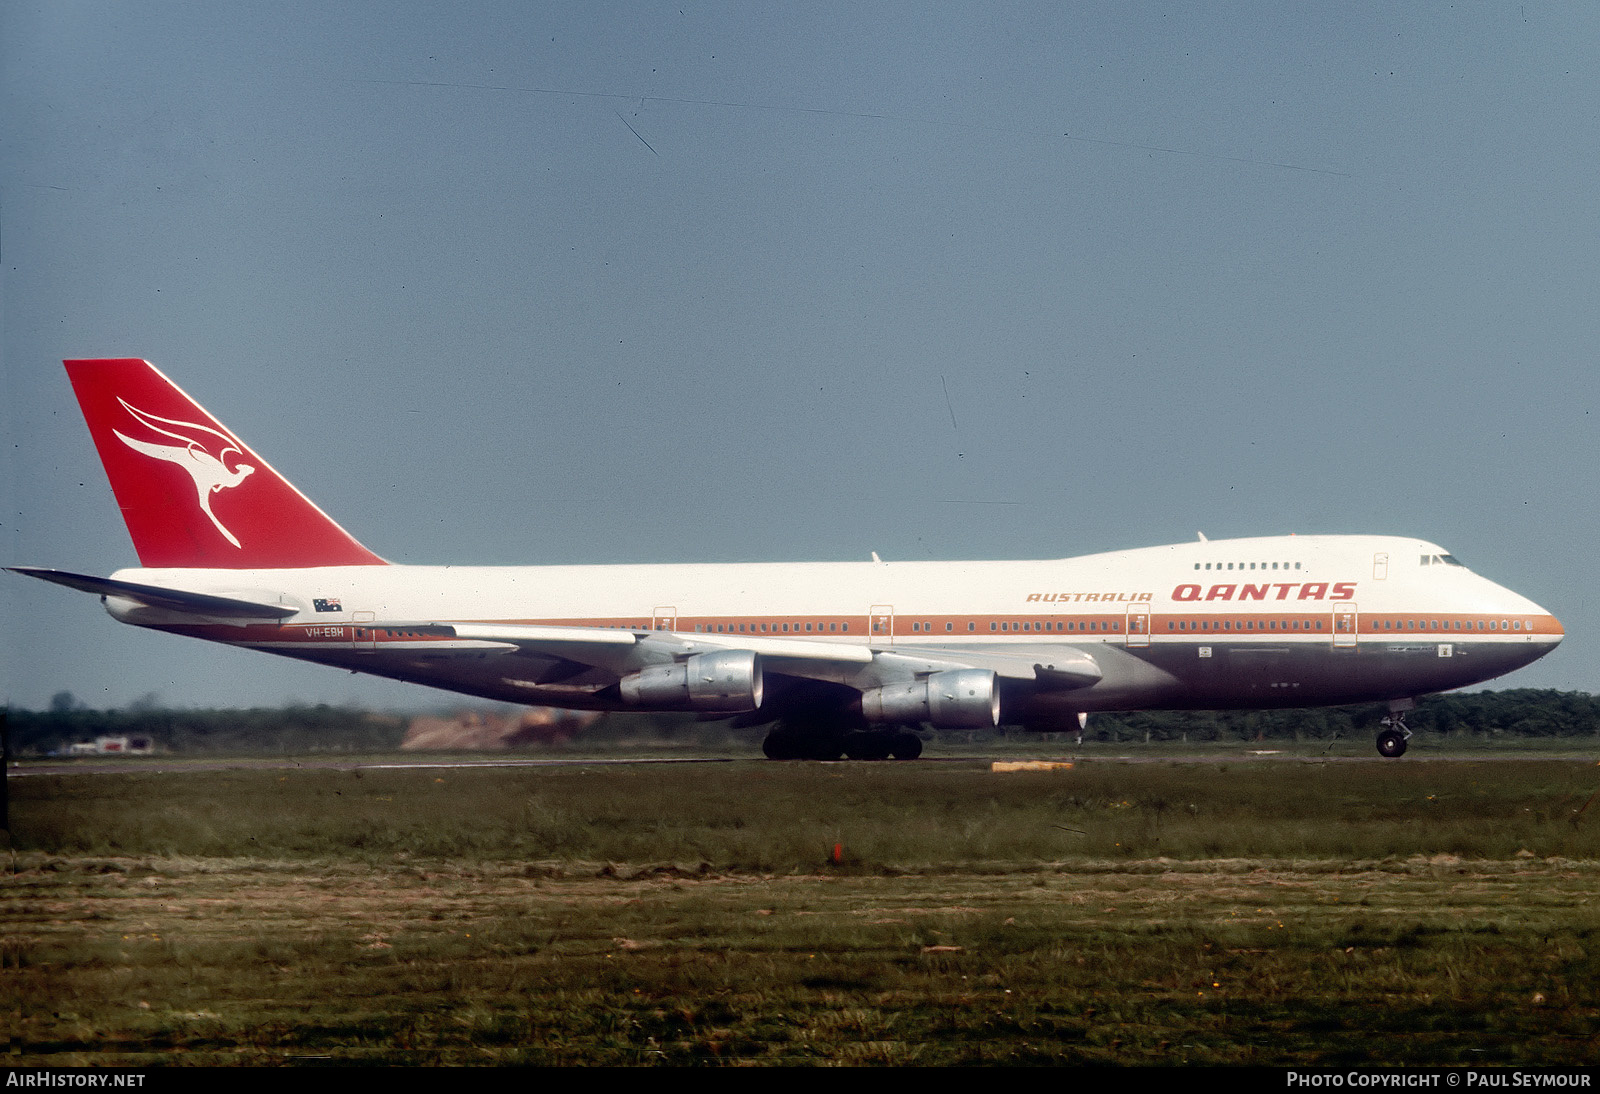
<box><xmin>761</xmin><ymin>726</ymin><xmax>923</xmax><ymax>761</ymax></box>
<box><xmin>1376</xmin><ymin>711</ymin><xmax>1412</xmax><ymax>758</ymax></box>
<box><xmin>843</xmin><ymin>730</ymin><xmax>922</xmax><ymax>761</ymax></box>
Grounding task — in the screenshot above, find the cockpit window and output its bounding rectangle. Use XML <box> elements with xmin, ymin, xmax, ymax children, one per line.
<box><xmin>1420</xmin><ymin>554</ymin><xmax>1467</xmax><ymax>567</ymax></box>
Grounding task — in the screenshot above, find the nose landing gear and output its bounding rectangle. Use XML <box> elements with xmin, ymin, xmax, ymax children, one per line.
<box><xmin>1376</xmin><ymin>711</ymin><xmax>1411</xmax><ymax>758</ymax></box>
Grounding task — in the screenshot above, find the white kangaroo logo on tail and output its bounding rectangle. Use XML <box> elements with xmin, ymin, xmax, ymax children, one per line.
<box><xmin>112</xmin><ymin>398</ymin><xmax>255</xmax><ymax>547</ymax></box>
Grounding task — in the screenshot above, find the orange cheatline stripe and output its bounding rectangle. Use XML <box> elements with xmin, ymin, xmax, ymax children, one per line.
<box><xmin>164</xmin><ymin>610</ymin><xmax>1563</xmax><ymax>644</ymax></box>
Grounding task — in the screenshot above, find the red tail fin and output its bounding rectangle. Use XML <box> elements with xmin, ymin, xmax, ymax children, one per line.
<box><xmin>65</xmin><ymin>359</ymin><xmax>386</xmax><ymax>568</ymax></box>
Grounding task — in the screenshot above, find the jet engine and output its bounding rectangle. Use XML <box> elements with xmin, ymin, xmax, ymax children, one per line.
<box><xmin>620</xmin><ymin>650</ymin><xmax>764</xmax><ymax>712</ymax></box>
<box><xmin>861</xmin><ymin>668</ymin><xmax>1000</xmax><ymax>728</ymax></box>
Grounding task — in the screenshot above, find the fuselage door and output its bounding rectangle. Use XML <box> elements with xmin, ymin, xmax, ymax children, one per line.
<box><xmin>1125</xmin><ymin>604</ymin><xmax>1150</xmax><ymax>648</ymax></box>
<box><xmin>869</xmin><ymin>604</ymin><xmax>895</xmax><ymax>645</ymax></box>
<box><xmin>353</xmin><ymin>610</ymin><xmax>377</xmax><ymax>652</ymax></box>
<box><xmin>1333</xmin><ymin>603</ymin><xmax>1359</xmax><ymax>649</ymax></box>
<box><xmin>1373</xmin><ymin>553</ymin><xmax>1389</xmax><ymax>580</ymax></box>
<box><xmin>652</xmin><ymin>606</ymin><xmax>677</xmax><ymax>632</ymax></box>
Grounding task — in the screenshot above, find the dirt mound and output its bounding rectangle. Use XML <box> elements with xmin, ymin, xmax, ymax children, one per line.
<box><xmin>402</xmin><ymin>708</ymin><xmax>600</xmax><ymax>750</ymax></box>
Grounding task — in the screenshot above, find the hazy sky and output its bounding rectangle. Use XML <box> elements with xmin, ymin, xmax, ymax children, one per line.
<box><xmin>4</xmin><ymin>2</ymin><xmax>1596</xmax><ymax>711</ymax></box>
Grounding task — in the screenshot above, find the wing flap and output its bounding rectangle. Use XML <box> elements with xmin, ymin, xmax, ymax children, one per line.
<box><xmin>866</xmin><ymin>645</ymin><xmax>1103</xmax><ymax>687</ymax></box>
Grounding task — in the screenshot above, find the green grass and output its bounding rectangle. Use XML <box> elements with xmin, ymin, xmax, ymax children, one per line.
<box><xmin>12</xmin><ymin>758</ymin><xmax>1600</xmax><ymax>864</ymax></box>
<box><xmin>6</xmin><ymin>757</ymin><xmax>1600</xmax><ymax>1064</ymax></box>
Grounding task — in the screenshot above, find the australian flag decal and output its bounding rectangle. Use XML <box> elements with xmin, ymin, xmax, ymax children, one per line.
<box><xmin>313</xmin><ymin>598</ymin><xmax>343</xmax><ymax>613</ymax></box>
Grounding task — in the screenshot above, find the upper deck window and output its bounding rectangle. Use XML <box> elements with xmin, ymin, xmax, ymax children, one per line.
<box><xmin>1198</xmin><ymin>559</ymin><xmax>1302</xmax><ymax>572</ymax></box>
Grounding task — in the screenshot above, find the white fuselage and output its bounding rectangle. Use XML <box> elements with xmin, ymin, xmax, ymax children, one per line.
<box><xmin>104</xmin><ymin>534</ymin><xmax>1561</xmax><ymax>724</ymax></box>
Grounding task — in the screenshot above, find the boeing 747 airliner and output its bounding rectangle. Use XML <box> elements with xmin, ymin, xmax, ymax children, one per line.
<box><xmin>10</xmin><ymin>359</ymin><xmax>1564</xmax><ymax>759</ymax></box>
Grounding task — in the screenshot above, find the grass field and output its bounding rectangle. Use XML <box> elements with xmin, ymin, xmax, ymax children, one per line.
<box><xmin>6</xmin><ymin>756</ymin><xmax>1600</xmax><ymax>1065</ymax></box>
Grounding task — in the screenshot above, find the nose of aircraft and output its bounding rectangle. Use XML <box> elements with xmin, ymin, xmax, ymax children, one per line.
<box><xmin>1466</xmin><ymin>572</ymin><xmax>1563</xmax><ymax>675</ymax></box>
<box><xmin>1503</xmin><ymin>586</ymin><xmax>1563</xmax><ymax>667</ymax></box>
<box><xmin>1516</xmin><ymin>591</ymin><xmax>1563</xmax><ymax>646</ymax></box>
<box><xmin>1546</xmin><ymin>612</ymin><xmax>1565</xmax><ymax>643</ymax></box>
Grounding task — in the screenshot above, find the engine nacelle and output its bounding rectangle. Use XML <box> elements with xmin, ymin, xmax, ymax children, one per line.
<box><xmin>861</xmin><ymin>669</ymin><xmax>1000</xmax><ymax>728</ymax></box>
<box><xmin>620</xmin><ymin>650</ymin><xmax>763</xmax><ymax>712</ymax></box>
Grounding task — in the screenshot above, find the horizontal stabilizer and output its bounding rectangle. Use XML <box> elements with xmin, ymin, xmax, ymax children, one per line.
<box><xmin>7</xmin><ymin>566</ymin><xmax>298</xmax><ymax>620</ymax></box>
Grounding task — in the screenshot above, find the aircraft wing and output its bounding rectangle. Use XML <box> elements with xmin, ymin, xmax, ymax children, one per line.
<box><xmin>440</xmin><ymin>622</ymin><xmax>871</xmax><ymax>679</ymax></box>
<box><xmin>434</xmin><ymin>622</ymin><xmax>1101</xmax><ymax>691</ymax></box>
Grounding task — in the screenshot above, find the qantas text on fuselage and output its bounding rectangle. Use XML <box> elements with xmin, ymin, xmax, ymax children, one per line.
<box><xmin>9</xmin><ymin>359</ymin><xmax>1562</xmax><ymax>760</ymax></box>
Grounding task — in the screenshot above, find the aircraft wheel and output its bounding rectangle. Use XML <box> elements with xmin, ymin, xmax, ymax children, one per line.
<box><xmin>806</xmin><ymin>734</ymin><xmax>845</xmax><ymax>761</ymax></box>
<box><xmin>762</xmin><ymin>732</ymin><xmax>799</xmax><ymax>760</ymax></box>
<box><xmin>1376</xmin><ymin>728</ymin><xmax>1408</xmax><ymax>758</ymax></box>
<box><xmin>767</xmin><ymin>724</ymin><xmax>847</xmax><ymax>761</ymax></box>
<box><xmin>844</xmin><ymin>732</ymin><xmax>892</xmax><ymax>761</ymax></box>
<box><xmin>890</xmin><ymin>733</ymin><xmax>923</xmax><ymax>760</ymax></box>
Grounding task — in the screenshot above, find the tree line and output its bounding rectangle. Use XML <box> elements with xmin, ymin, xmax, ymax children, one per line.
<box><xmin>1076</xmin><ymin>689</ymin><xmax>1600</xmax><ymax>744</ymax></box>
<box><xmin>5</xmin><ymin>689</ymin><xmax>1598</xmax><ymax>757</ymax></box>
<box><xmin>6</xmin><ymin>702</ymin><xmax>410</xmax><ymax>756</ymax></box>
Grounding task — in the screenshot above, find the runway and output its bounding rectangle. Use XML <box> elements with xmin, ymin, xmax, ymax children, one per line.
<box><xmin>6</xmin><ymin>755</ymin><xmax>737</xmax><ymax>777</ymax></box>
<box><xmin>10</xmin><ymin>747</ymin><xmax>1596</xmax><ymax>777</ymax></box>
